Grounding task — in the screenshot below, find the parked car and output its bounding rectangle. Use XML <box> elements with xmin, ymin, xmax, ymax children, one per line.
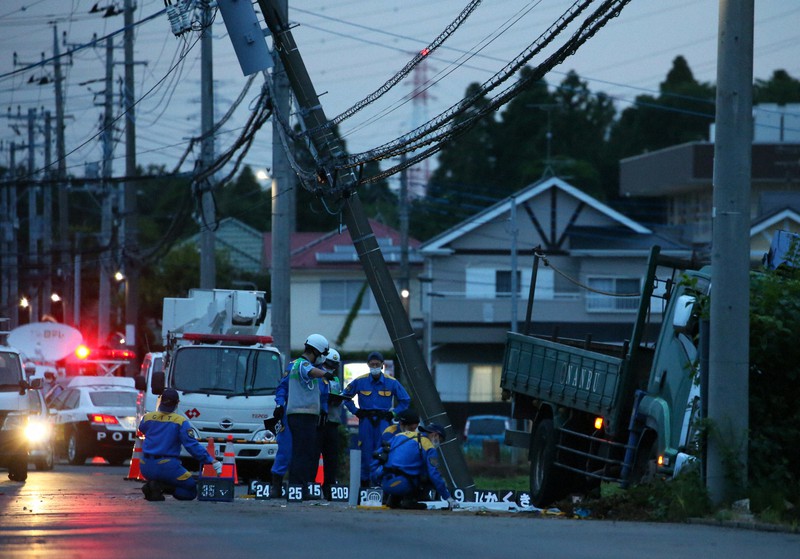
<box><xmin>463</xmin><ymin>415</ymin><xmax>511</xmax><ymax>450</ymax></box>
<box><xmin>26</xmin><ymin>387</ymin><xmax>55</xmax><ymax>471</ymax></box>
<box><xmin>47</xmin><ymin>377</ymin><xmax>138</xmax><ymax>465</ymax></box>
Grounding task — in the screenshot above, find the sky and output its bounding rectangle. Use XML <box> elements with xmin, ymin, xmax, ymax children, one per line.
<box><xmin>0</xmin><ymin>0</ymin><xmax>797</xmax><ymax>193</ymax></box>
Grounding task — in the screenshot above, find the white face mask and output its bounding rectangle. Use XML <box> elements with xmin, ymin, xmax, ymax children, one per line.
<box><xmin>369</xmin><ymin>367</ymin><xmax>382</xmax><ymax>377</ymax></box>
<box><xmin>315</xmin><ymin>353</ymin><xmax>327</xmax><ymax>366</ymax></box>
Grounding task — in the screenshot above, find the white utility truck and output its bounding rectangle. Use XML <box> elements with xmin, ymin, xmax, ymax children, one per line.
<box><xmin>135</xmin><ymin>289</ymin><xmax>283</xmax><ymax>481</ymax></box>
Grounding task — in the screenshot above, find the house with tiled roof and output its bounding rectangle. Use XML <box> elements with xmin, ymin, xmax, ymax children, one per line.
<box><xmin>418</xmin><ymin>176</ymin><xmax>692</xmax><ymax>406</ymax></box>
<box><xmin>263</xmin><ymin>219</ymin><xmax>423</xmax><ymax>355</ymax></box>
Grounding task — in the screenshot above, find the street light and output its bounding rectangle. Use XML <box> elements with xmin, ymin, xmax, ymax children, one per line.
<box><xmin>19</xmin><ymin>297</ymin><xmax>31</xmax><ymax>324</ymax></box>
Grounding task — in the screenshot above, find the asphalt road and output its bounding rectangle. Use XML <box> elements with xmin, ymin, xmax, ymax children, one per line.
<box><xmin>1</xmin><ymin>461</ymin><xmax>799</xmax><ymax>559</ymax></box>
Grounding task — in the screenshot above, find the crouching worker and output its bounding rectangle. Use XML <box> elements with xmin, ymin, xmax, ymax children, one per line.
<box><xmin>371</xmin><ymin>422</ymin><xmax>457</xmax><ymax>510</ymax></box>
<box><xmin>138</xmin><ymin>388</ymin><xmax>223</xmax><ymax>501</ymax></box>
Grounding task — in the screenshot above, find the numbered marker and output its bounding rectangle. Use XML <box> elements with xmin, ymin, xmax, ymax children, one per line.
<box><xmin>453</xmin><ymin>488</ymin><xmax>466</xmax><ymax>502</ymax></box>
<box><xmin>329</xmin><ymin>484</ymin><xmax>348</xmax><ymax>502</ymax></box>
<box><xmin>287</xmin><ymin>484</ymin><xmax>303</xmax><ymax>502</ymax></box>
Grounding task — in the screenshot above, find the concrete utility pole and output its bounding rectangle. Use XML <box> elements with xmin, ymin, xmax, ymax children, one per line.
<box><xmin>399</xmin><ymin>153</ymin><xmax>410</xmax><ymax>316</ymax></box>
<box><xmin>1</xmin><ymin>142</ymin><xmax>20</xmax><ymax>327</ymax></box>
<box><xmin>42</xmin><ymin>111</ymin><xmax>52</xmax><ymax>318</ymax></box>
<box><xmin>98</xmin><ymin>37</ymin><xmax>115</xmax><ymax>345</ymax></box>
<box><xmin>708</xmin><ymin>0</ymin><xmax>753</xmax><ymax>504</ymax></box>
<box><xmin>26</xmin><ymin>108</ymin><xmax>39</xmax><ymax>323</ymax></box>
<box><xmin>257</xmin><ymin>0</ymin><xmax>474</xmax><ymax>495</ymax></box>
<box><xmin>199</xmin><ymin>1</ymin><xmax>216</xmax><ymax>289</ymax></box>
<box><xmin>53</xmin><ymin>25</ymin><xmax>70</xmax><ymax>325</ymax></box>
<box><xmin>123</xmin><ymin>0</ymin><xmax>139</xmax><ymax>362</ymax></box>
<box><xmin>270</xmin><ymin>0</ymin><xmax>293</xmax><ymax>360</ymax></box>
<box><xmin>510</xmin><ymin>195</ymin><xmax>519</xmax><ymax>332</ymax></box>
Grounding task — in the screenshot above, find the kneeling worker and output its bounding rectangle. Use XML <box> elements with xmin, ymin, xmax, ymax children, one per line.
<box><xmin>138</xmin><ymin>388</ymin><xmax>223</xmax><ymax>501</ymax></box>
<box><xmin>372</xmin><ymin>422</ymin><xmax>457</xmax><ymax>510</ymax></box>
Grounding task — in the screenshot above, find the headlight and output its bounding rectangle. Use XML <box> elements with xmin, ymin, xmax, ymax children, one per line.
<box><xmin>2</xmin><ymin>412</ymin><xmax>27</xmax><ymax>431</ymax></box>
<box><xmin>25</xmin><ymin>418</ymin><xmax>51</xmax><ymax>443</ymax></box>
<box><xmin>252</xmin><ymin>428</ymin><xmax>276</xmax><ymax>443</ymax></box>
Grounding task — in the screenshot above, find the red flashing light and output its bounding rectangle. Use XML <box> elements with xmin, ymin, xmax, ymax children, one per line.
<box><xmin>181</xmin><ymin>333</ymin><xmax>273</xmax><ymax>345</ymax></box>
<box><xmin>88</xmin><ymin>414</ymin><xmax>119</xmax><ymax>425</ymax></box>
<box><xmin>75</xmin><ymin>344</ymin><xmax>91</xmax><ymax>360</ymax></box>
<box><xmin>420</xmin><ymin>48</ymin><xmax>430</xmax><ymax>57</ymax></box>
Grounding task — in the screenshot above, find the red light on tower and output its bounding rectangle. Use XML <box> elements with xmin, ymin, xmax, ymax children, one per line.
<box><xmin>75</xmin><ymin>344</ymin><xmax>91</xmax><ymax>360</ymax></box>
<box><xmin>420</xmin><ymin>48</ymin><xmax>430</xmax><ymax>57</ymax></box>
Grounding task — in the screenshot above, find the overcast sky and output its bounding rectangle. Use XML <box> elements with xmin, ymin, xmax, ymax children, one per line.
<box><xmin>1</xmin><ymin>0</ymin><xmax>797</xmax><ymax>191</ymax></box>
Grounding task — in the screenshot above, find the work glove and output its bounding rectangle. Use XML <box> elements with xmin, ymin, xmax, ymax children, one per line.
<box><xmin>212</xmin><ymin>460</ymin><xmax>223</xmax><ymax>476</ymax></box>
<box><xmin>323</xmin><ymin>371</ymin><xmax>336</xmax><ymax>381</ymax></box>
<box><xmin>446</xmin><ymin>497</ymin><xmax>459</xmax><ymax>510</ymax></box>
<box><xmin>273</xmin><ymin>406</ymin><xmax>284</xmax><ymax>420</ymax></box>
<box><xmin>355</xmin><ymin>409</ymin><xmax>367</xmax><ymax>419</ymax></box>
<box><xmin>383</xmin><ymin>410</ymin><xmax>395</xmax><ymax>421</ymax></box>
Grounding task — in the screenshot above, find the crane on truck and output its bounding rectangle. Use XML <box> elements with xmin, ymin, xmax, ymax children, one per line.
<box><xmin>135</xmin><ymin>289</ymin><xmax>282</xmax><ymax>482</ymax></box>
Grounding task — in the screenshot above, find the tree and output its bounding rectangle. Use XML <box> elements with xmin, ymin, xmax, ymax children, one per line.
<box><xmin>216</xmin><ymin>166</ymin><xmax>271</xmax><ymax>231</ymax></box>
<box><xmin>754</xmin><ymin>69</ymin><xmax>800</xmax><ymax>105</ymax></box>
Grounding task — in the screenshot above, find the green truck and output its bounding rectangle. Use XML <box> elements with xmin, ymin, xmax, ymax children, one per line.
<box><xmin>501</xmin><ymin>246</ymin><xmax>711</xmax><ymax>506</ymax></box>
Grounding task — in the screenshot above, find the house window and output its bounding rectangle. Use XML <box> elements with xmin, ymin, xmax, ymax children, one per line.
<box><xmin>495</xmin><ymin>270</ymin><xmax>521</xmax><ymax>298</ymax></box>
<box><xmin>469</xmin><ymin>364</ymin><xmax>503</xmax><ymax>402</ymax></box>
<box><xmin>320</xmin><ymin>280</ymin><xmax>376</xmax><ymax>313</ymax></box>
<box><xmin>585</xmin><ymin>277</ymin><xmax>641</xmax><ymax>312</ymax></box>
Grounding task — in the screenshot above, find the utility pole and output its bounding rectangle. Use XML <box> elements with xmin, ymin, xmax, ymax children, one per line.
<box><xmin>399</xmin><ymin>153</ymin><xmax>410</xmax><ymax>315</ymax></box>
<box><xmin>42</xmin><ymin>111</ymin><xmax>52</xmax><ymax>318</ymax></box>
<box><xmin>270</xmin><ymin>0</ymin><xmax>292</xmax><ymax>359</ymax></box>
<box><xmin>510</xmin><ymin>195</ymin><xmax>518</xmax><ymax>332</ymax></box>
<box><xmin>707</xmin><ymin>0</ymin><xmax>753</xmax><ymax>505</ymax></box>
<box><xmin>53</xmin><ymin>25</ymin><xmax>70</xmax><ymax>325</ymax></box>
<box><xmin>1</xmin><ymin>142</ymin><xmax>20</xmax><ymax>327</ymax></box>
<box><xmin>26</xmin><ymin>107</ymin><xmax>39</xmax><ymax>323</ymax></box>
<box><xmin>257</xmin><ymin>0</ymin><xmax>474</xmax><ymax>495</ymax></box>
<box><xmin>123</xmin><ymin>0</ymin><xmax>139</xmax><ymax>362</ymax></box>
<box><xmin>199</xmin><ymin>0</ymin><xmax>216</xmax><ymax>289</ymax></box>
<box><xmin>97</xmin><ymin>37</ymin><xmax>115</xmax><ymax>345</ymax></box>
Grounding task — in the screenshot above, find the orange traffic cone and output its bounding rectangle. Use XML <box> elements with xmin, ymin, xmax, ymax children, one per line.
<box><xmin>221</xmin><ymin>434</ymin><xmax>238</xmax><ymax>484</ymax></box>
<box><xmin>125</xmin><ymin>437</ymin><xmax>145</xmax><ymax>481</ymax></box>
<box><xmin>314</xmin><ymin>454</ymin><xmax>324</xmax><ymax>484</ymax></box>
<box><xmin>202</xmin><ymin>438</ymin><xmax>217</xmax><ymax>477</ymax></box>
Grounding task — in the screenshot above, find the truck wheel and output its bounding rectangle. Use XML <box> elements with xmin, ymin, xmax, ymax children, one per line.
<box><xmin>67</xmin><ymin>431</ymin><xmax>87</xmax><ymax>465</ymax></box>
<box><xmin>8</xmin><ymin>457</ymin><xmax>28</xmax><ymax>481</ymax></box>
<box><xmin>35</xmin><ymin>442</ymin><xmax>56</xmax><ymax>471</ymax></box>
<box><xmin>529</xmin><ymin>419</ymin><xmax>564</xmax><ymax>507</ymax></box>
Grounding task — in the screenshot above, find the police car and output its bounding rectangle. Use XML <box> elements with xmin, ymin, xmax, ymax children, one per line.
<box><xmin>47</xmin><ymin>377</ymin><xmax>138</xmax><ymax>465</ymax></box>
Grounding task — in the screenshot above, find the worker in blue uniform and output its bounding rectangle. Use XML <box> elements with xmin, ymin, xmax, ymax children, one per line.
<box><xmin>269</xmin><ymin>364</ymin><xmax>292</xmax><ymax>498</ymax></box>
<box><xmin>285</xmin><ymin>334</ymin><xmax>336</xmax><ymax>494</ymax></box>
<box><xmin>371</xmin><ymin>422</ymin><xmax>457</xmax><ymax>510</ymax></box>
<box><xmin>138</xmin><ymin>388</ymin><xmax>222</xmax><ymax>501</ymax></box>
<box><xmin>380</xmin><ymin>407</ymin><xmax>420</xmax><ymax>449</ymax></box>
<box><xmin>317</xmin><ymin>348</ymin><xmax>349</xmax><ymax>500</ymax></box>
<box><xmin>343</xmin><ymin>351</ymin><xmax>411</xmax><ymax>487</ymax></box>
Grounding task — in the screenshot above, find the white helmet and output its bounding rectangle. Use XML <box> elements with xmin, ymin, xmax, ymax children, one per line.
<box><xmin>304</xmin><ymin>333</ymin><xmax>329</xmax><ymax>356</ymax></box>
<box><xmin>326</xmin><ymin>348</ymin><xmax>341</xmax><ymax>364</ymax></box>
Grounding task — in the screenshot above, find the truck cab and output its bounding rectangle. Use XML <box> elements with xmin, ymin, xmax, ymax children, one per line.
<box><xmin>0</xmin><ymin>345</ymin><xmax>43</xmax><ymax>481</ymax></box>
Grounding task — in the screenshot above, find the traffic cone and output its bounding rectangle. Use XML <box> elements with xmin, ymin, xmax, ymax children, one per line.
<box><xmin>221</xmin><ymin>434</ymin><xmax>238</xmax><ymax>484</ymax></box>
<box><xmin>125</xmin><ymin>437</ymin><xmax>145</xmax><ymax>481</ymax></box>
<box><xmin>314</xmin><ymin>454</ymin><xmax>324</xmax><ymax>484</ymax></box>
<box><xmin>202</xmin><ymin>438</ymin><xmax>217</xmax><ymax>477</ymax></box>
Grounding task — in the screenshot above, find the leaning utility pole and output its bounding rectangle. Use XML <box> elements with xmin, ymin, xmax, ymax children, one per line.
<box><xmin>198</xmin><ymin>1</ymin><xmax>216</xmax><ymax>289</ymax></box>
<box><xmin>42</xmin><ymin>111</ymin><xmax>52</xmax><ymax>318</ymax></box>
<box><xmin>257</xmin><ymin>0</ymin><xmax>474</xmax><ymax>494</ymax></box>
<box><xmin>26</xmin><ymin>107</ymin><xmax>39</xmax><ymax>323</ymax></box>
<box><xmin>707</xmin><ymin>0</ymin><xmax>753</xmax><ymax>505</ymax></box>
<box><xmin>269</xmin><ymin>0</ymin><xmax>293</xmax><ymax>360</ymax></box>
